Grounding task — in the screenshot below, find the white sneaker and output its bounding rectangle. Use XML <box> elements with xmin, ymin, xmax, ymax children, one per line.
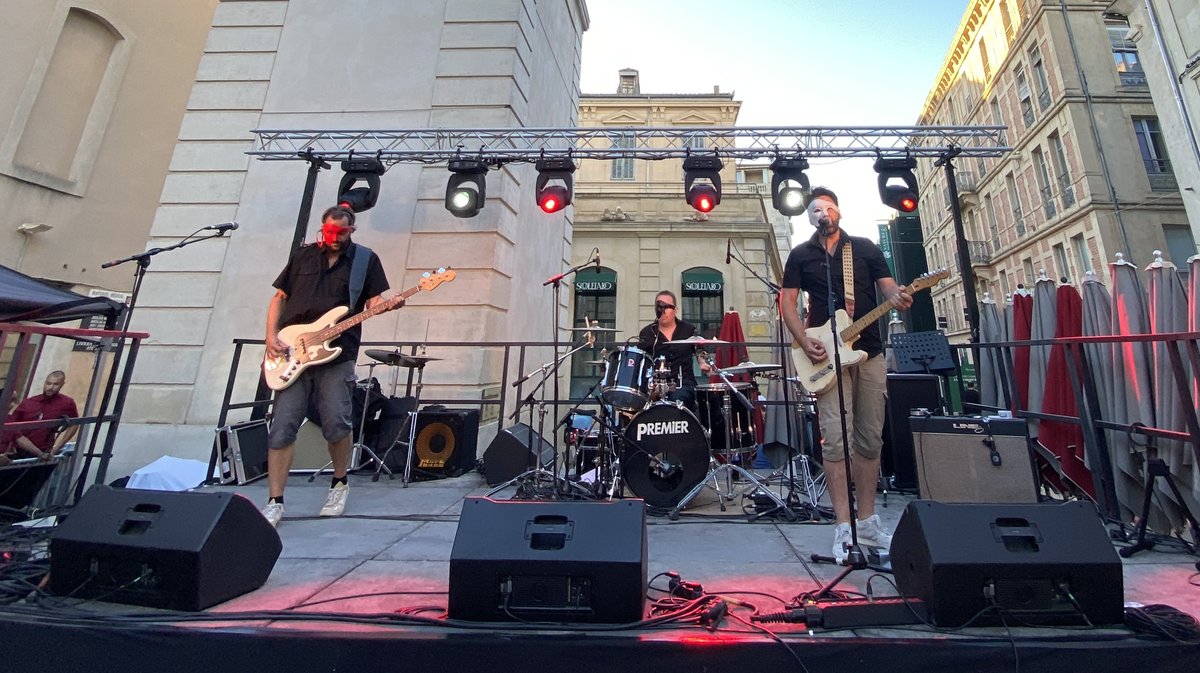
<box><xmin>857</xmin><ymin>514</ymin><xmax>894</xmax><ymax>548</ymax></box>
<box><xmin>261</xmin><ymin>501</ymin><xmax>284</xmax><ymax>528</ymax></box>
<box><xmin>319</xmin><ymin>482</ymin><xmax>349</xmax><ymax>517</ymax></box>
<box><xmin>832</xmin><ymin>522</ymin><xmax>852</xmax><ymax>564</ymax></box>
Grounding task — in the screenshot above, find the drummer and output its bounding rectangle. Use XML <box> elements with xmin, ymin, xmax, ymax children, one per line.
<box><xmin>637</xmin><ymin>290</ymin><xmax>711</xmax><ymax>413</ymax></box>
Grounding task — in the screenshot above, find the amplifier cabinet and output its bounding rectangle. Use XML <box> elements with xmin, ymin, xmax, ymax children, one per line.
<box><xmin>909</xmin><ymin>416</ymin><xmax>1038</xmax><ymax>503</ymax></box>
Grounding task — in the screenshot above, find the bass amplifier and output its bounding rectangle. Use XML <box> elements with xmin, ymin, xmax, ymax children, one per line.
<box><xmin>909</xmin><ymin>416</ymin><xmax>1038</xmax><ymax>503</ymax></box>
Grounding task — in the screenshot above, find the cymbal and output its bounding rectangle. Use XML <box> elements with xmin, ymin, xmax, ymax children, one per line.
<box><xmin>568</xmin><ymin>325</ymin><xmax>620</xmax><ymax>332</ymax></box>
<box><xmin>665</xmin><ymin>336</ymin><xmax>727</xmax><ymax>344</ymax></box>
<box><xmin>583</xmin><ymin>359</ymin><xmax>608</xmax><ymax>365</ymax></box>
<box><xmin>723</xmin><ymin>362</ymin><xmax>783</xmax><ymax>375</ymax></box>
<box><xmin>365</xmin><ymin>349</ymin><xmax>443</xmax><ymax>367</ymax></box>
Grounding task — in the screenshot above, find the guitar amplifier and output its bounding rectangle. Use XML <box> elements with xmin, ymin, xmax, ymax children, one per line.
<box><xmin>909</xmin><ymin>416</ymin><xmax>1038</xmax><ymax>503</ymax></box>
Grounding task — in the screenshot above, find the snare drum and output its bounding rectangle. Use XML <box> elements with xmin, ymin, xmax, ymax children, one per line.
<box><xmin>695</xmin><ymin>383</ymin><xmax>757</xmax><ymax>460</ymax></box>
<box><xmin>621</xmin><ymin>403</ymin><xmax>710</xmax><ymax>509</ymax></box>
<box><xmin>601</xmin><ymin>346</ymin><xmax>652</xmax><ymax>412</ymax></box>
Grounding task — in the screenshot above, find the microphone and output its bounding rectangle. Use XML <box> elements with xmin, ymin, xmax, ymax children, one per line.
<box><xmin>816</xmin><ymin>216</ymin><xmax>830</xmax><ymax>230</ymax></box>
<box><xmin>725</xmin><ymin>238</ymin><xmax>732</xmax><ymax>265</ymax></box>
<box><xmin>203</xmin><ymin>221</ymin><xmax>239</xmax><ymax>232</ymax></box>
<box><xmin>595</xmin><ymin>252</ymin><xmax>602</xmax><ymax>274</ymax></box>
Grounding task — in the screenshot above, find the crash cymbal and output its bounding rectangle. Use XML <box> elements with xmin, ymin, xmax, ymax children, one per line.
<box><xmin>723</xmin><ymin>362</ymin><xmax>783</xmax><ymax>375</ymax></box>
<box><xmin>568</xmin><ymin>325</ymin><xmax>620</xmax><ymax>332</ymax></box>
<box><xmin>365</xmin><ymin>349</ymin><xmax>442</xmax><ymax>367</ymax></box>
<box><xmin>395</xmin><ymin>354</ymin><xmax>442</xmax><ymax>367</ymax></box>
<box><xmin>583</xmin><ymin>359</ymin><xmax>608</xmax><ymax>365</ymax></box>
<box><xmin>665</xmin><ymin>336</ymin><xmax>727</xmax><ymax>344</ymax></box>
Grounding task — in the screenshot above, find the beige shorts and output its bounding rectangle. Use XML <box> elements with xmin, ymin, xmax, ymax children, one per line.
<box><xmin>815</xmin><ymin>353</ymin><xmax>887</xmax><ymax>462</ymax></box>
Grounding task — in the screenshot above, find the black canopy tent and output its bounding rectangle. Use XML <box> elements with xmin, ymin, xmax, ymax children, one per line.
<box><xmin>0</xmin><ymin>265</ymin><xmax>123</xmax><ymax>325</ymax></box>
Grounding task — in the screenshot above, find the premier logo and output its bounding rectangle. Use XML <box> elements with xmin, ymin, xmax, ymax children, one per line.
<box><xmin>637</xmin><ymin>420</ymin><xmax>690</xmax><ymax>441</ymax></box>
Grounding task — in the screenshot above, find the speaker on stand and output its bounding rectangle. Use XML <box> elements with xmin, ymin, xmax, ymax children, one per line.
<box><xmin>482</xmin><ymin>423</ymin><xmax>555</xmax><ymax>486</ymax></box>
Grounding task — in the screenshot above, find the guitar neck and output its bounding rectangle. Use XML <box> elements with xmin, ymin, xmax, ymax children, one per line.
<box><xmin>838</xmin><ymin>279</ymin><xmax>937</xmax><ymax>342</ymax></box>
<box><xmin>315</xmin><ymin>286</ymin><xmax>420</xmax><ymax>342</ymax></box>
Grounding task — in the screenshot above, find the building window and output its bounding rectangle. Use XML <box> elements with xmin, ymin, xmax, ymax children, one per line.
<box><xmin>1053</xmin><ymin>243</ymin><xmax>1071</xmax><ymax>282</ymax></box>
<box><xmin>985</xmin><ymin>194</ymin><xmax>1002</xmax><ymax>253</ymax></box>
<box><xmin>1133</xmin><ymin>117</ymin><xmax>1175</xmax><ymax>191</ymax></box>
<box><xmin>610</xmin><ymin>131</ymin><xmax>635</xmax><ymax>181</ymax></box>
<box><xmin>1023</xmin><ymin>257</ymin><xmax>1036</xmax><ymax>286</ymax></box>
<box><xmin>1006</xmin><ymin>172</ymin><xmax>1025</xmax><ymax>236</ymax></box>
<box><xmin>1032</xmin><ymin>147</ymin><xmax>1056</xmax><ymax>221</ymax></box>
<box><xmin>570</xmin><ymin>269</ymin><xmax>618</xmax><ymax>399</ymax></box>
<box><xmin>999</xmin><ymin>269</ymin><xmax>1010</xmax><ymax>298</ymax></box>
<box><xmin>1000</xmin><ymin>0</ymin><xmax>1014</xmax><ymax>43</ymax></box>
<box><xmin>681</xmin><ymin>268</ymin><xmax>725</xmax><ymax>340</ymax></box>
<box><xmin>1030</xmin><ymin>46</ymin><xmax>1051</xmax><ymax>111</ymax></box>
<box><xmin>990</xmin><ymin>97</ymin><xmax>1005</xmax><ymax>145</ymax></box>
<box><xmin>1049</xmin><ymin>132</ymin><xmax>1074</xmax><ymax>208</ymax></box>
<box><xmin>1071</xmin><ymin>234</ymin><xmax>1093</xmax><ymax>276</ymax></box>
<box><xmin>1106</xmin><ymin>17</ymin><xmax>1146</xmax><ymax>86</ymax></box>
<box><xmin>980</xmin><ymin>37</ymin><xmax>992</xmax><ymax>80</ymax></box>
<box><xmin>1162</xmin><ymin>224</ymin><xmax>1196</xmax><ymax>273</ymax></box>
<box><xmin>1016</xmin><ymin>66</ymin><xmax>1035</xmax><ymax>128</ymax></box>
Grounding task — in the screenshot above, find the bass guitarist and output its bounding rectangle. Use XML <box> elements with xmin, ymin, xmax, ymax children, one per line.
<box><xmin>261</xmin><ymin>205</ymin><xmax>393</xmax><ymax>527</ymax></box>
<box><xmin>779</xmin><ymin>187</ymin><xmax>911</xmax><ymax>563</ymax></box>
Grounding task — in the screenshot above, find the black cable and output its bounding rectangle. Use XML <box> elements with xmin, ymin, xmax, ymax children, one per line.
<box><xmin>1124</xmin><ymin>604</ymin><xmax>1200</xmax><ymax>642</ymax></box>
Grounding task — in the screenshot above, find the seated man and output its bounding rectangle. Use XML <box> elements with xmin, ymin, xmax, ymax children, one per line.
<box><xmin>1</xmin><ymin>370</ymin><xmax>79</xmax><ymax>464</ymax></box>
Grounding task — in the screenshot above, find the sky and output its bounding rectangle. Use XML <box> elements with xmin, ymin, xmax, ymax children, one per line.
<box><xmin>579</xmin><ymin>0</ymin><xmax>969</xmax><ymax>243</ymax></box>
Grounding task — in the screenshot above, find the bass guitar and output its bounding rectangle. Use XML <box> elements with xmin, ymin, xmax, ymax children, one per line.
<box><xmin>263</xmin><ymin>267</ymin><xmax>455</xmax><ymax>391</ymax></box>
<box><xmin>790</xmin><ymin>269</ymin><xmax>949</xmax><ymax>395</ymax></box>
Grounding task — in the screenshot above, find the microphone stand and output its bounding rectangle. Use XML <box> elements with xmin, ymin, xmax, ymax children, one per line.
<box><xmin>809</xmin><ymin>222</ymin><xmax>868</xmax><ymax>598</ymax></box>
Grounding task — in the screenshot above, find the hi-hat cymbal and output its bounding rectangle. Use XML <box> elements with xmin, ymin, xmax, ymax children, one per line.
<box><xmin>723</xmin><ymin>362</ymin><xmax>783</xmax><ymax>375</ymax></box>
<box><xmin>365</xmin><ymin>349</ymin><xmax>443</xmax><ymax>367</ymax></box>
<box><xmin>665</xmin><ymin>336</ymin><xmax>727</xmax><ymax>344</ymax></box>
<box><xmin>568</xmin><ymin>325</ymin><xmax>620</xmax><ymax>332</ymax></box>
<box><xmin>583</xmin><ymin>359</ymin><xmax>608</xmax><ymax>365</ymax></box>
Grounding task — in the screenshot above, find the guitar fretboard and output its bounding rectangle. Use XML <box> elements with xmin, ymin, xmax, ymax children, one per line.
<box><xmin>312</xmin><ymin>285</ymin><xmax>422</xmax><ymax>343</ymax></box>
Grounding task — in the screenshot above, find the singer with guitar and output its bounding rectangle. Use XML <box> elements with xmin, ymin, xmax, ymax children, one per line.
<box><xmin>780</xmin><ymin>187</ymin><xmax>912</xmax><ymax>563</ymax></box>
<box><xmin>261</xmin><ymin>206</ymin><xmax>392</xmax><ymax>527</ymax></box>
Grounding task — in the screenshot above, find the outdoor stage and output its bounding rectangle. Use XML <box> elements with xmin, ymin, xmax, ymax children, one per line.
<box><xmin>2</xmin><ymin>472</ymin><xmax>1199</xmax><ymax>673</ymax></box>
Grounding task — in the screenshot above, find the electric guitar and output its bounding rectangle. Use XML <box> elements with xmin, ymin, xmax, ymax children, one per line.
<box><xmin>263</xmin><ymin>267</ymin><xmax>455</xmax><ymax>391</ymax></box>
<box><xmin>790</xmin><ymin>269</ymin><xmax>949</xmax><ymax>395</ymax></box>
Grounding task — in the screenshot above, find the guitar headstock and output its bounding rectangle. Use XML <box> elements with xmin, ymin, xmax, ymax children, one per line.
<box><xmin>419</xmin><ymin>267</ymin><xmax>456</xmax><ymax>291</ymax></box>
<box><xmin>907</xmin><ymin>268</ymin><xmax>950</xmax><ymax>292</ymax></box>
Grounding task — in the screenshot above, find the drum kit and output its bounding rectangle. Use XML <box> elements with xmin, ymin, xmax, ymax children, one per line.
<box><xmin>550</xmin><ymin>333</ymin><xmax>796</xmax><ymax>516</ymax></box>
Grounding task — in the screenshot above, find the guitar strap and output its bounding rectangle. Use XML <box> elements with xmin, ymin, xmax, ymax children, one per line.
<box><xmin>841</xmin><ymin>240</ymin><xmax>855</xmax><ymax>317</ymax></box>
<box><xmin>348</xmin><ymin>243</ymin><xmax>375</xmax><ymax>309</ymax></box>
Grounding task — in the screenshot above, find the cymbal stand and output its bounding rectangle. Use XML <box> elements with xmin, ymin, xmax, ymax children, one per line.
<box><xmin>758</xmin><ymin>374</ymin><xmax>827</xmax><ymax>515</ymax></box>
<box><xmin>373</xmin><ymin>360</ymin><xmax>432</xmax><ymax>486</ymax></box>
<box><xmin>308</xmin><ymin>361</ymin><xmax>390</xmax><ymax>481</ymax></box>
<box><xmin>668</xmin><ymin>357</ymin><xmax>791</xmax><ymax>520</ymax></box>
<box><xmin>488</xmin><ymin>335</ymin><xmax>596</xmax><ymax>499</ymax></box>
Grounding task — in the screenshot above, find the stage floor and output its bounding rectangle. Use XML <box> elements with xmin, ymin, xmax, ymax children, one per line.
<box><xmin>3</xmin><ymin>470</ymin><xmax>1199</xmax><ymax>672</ymax></box>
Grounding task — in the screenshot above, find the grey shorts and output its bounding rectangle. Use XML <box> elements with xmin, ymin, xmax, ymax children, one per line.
<box><xmin>815</xmin><ymin>354</ymin><xmax>888</xmax><ymax>463</ymax></box>
<box><xmin>268</xmin><ymin>359</ymin><xmax>356</xmax><ymax>448</ymax></box>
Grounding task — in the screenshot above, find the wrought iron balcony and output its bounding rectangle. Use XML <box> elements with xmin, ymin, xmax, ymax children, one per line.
<box><xmin>968</xmin><ymin>240</ymin><xmax>993</xmax><ymax>265</ymax></box>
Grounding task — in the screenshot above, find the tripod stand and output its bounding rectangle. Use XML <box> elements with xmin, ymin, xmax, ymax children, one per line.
<box><xmin>1119</xmin><ymin>423</ymin><xmax>1200</xmax><ymax>559</ymax></box>
<box><xmin>309</xmin><ymin>361</ymin><xmax>392</xmax><ymax>481</ymax></box>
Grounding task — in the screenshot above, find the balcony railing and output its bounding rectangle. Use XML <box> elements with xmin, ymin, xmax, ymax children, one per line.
<box><xmin>968</xmin><ymin>240</ymin><xmax>993</xmax><ymax>265</ymax></box>
<box><xmin>1144</xmin><ymin>159</ymin><xmax>1177</xmax><ymax>191</ymax></box>
<box><xmin>1058</xmin><ymin>174</ymin><xmax>1075</xmax><ymax>208</ymax></box>
<box><xmin>1013</xmin><ymin>208</ymin><xmax>1026</xmax><ymax>236</ymax></box>
<box><xmin>1037</xmin><ymin>88</ymin><xmax>1051</xmax><ymax>111</ymax></box>
<box><xmin>956</xmin><ymin>170</ymin><xmax>978</xmax><ymax>194</ymax></box>
<box><xmin>1119</xmin><ymin>70</ymin><xmax>1148</xmax><ymax>87</ymax></box>
<box><xmin>1021</xmin><ymin>103</ymin><xmax>1035</xmax><ymax>128</ymax></box>
<box><xmin>1040</xmin><ymin>185</ymin><xmax>1057</xmax><ymax>220</ymax></box>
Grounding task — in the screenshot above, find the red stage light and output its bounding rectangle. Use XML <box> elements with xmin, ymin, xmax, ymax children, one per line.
<box><xmin>540</xmin><ymin>196</ymin><xmax>560</xmax><ymax>213</ymax></box>
<box><xmin>899</xmin><ymin>196</ymin><xmax>918</xmax><ymax>212</ymax></box>
<box><xmin>696</xmin><ymin>196</ymin><xmax>714</xmax><ymax>212</ymax></box>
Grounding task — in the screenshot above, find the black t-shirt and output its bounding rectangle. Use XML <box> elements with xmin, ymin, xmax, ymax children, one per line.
<box><xmin>273</xmin><ymin>242</ymin><xmax>389</xmax><ymax>364</ymax></box>
<box><xmin>637</xmin><ymin>319</ymin><xmax>699</xmax><ymax>388</ymax></box>
<box><xmin>782</xmin><ymin>231</ymin><xmax>892</xmax><ymax>358</ymax></box>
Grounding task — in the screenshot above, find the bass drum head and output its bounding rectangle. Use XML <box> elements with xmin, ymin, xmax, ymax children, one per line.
<box><xmin>621</xmin><ymin>403</ymin><xmax>710</xmax><ymax>509</ymax></box>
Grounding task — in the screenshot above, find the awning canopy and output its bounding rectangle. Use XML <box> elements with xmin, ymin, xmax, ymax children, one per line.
<box><xmin>0</xmin><ymin>265</ymin><xmax>123</xmax><ymax>325</ymax></box>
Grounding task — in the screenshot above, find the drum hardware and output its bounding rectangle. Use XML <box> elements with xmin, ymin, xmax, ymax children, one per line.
<box><xmin>722</xmin><ymin>362</ymin><xmax>783</xmax><ymax>376</ymax></box>
<box><xmin>667</xmin><ymin>353</ymin><xmax>791</xmax><ymax>520</ymax></box>
<box><xmin>664</xmin><ymin>337</ymin><xmax>728</xmax><ymax>345</ymax></box>
<box><xmin>647</xmin><ymin>355</ymin><xmax>679</xmax><ymax>402</ymax></box>
<box><xmin>308</xmin><ymin>359</ymin><xmax>395</xmax><ymax>482</ymax></box>
<box><xmin>600</xmin><ymin>345</ymin><xmax>654</xmax><ymax>412</ymax></box>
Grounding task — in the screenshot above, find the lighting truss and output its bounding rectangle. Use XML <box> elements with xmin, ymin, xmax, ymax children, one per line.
<box><xmin>248</xmin><ymin>126</ymin><xmax>1009</xmax><ymax>163</ymax></box>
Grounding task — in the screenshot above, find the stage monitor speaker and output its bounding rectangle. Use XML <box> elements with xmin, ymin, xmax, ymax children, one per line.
<box><xmin>482</xmin><ymin>423</ymin><xmax>554</xmax><ymax>486</ymax></box>
<box><xmin>891</xmin><ymin>500</ymin><xmax>1123</xmax><ymax>627</ymax></box>
<box><xmin>883</xmin><ymin>373</ymin><xmax>942</xmax><ymax>490</ymax></box>
<box><xmin>49</xmin><ymin>486</ymin><xmax>281</xmax><ymax>611</ymax></box>
<box><xmin>449</xmin><ymin>497</ymin><xmax>647</xmax><ymax>623</ymax></box>
<box><xmin>385</xmin><ymin>407</ymin><xmax>480</xmax><ymax>479</ymax></box>
<box><xmin>909</xmin><ymin>416</ymin><xmax>1038</xmax><ymax>503</ymax></box>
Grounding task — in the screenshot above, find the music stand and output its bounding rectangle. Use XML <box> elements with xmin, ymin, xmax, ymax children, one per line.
<box><xmin>890</xmin><ymin>331</ymin><xmax>957</xmax><ymax>375</ymax></box>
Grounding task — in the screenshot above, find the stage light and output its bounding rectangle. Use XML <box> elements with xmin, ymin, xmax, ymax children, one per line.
<box><xmin>769</xmin><ymin>156</ymin><xmax>810</xmax><ymax>216</ymax></box>
<box><xmin>683</xmin><ymin>155</ymin><xmax>723</xmax><ymax>213</ymax></box>
<box><xmin>875</xmin><ymin>156</ymin><xmax>920</xmax><ymax>213</ymax></box>
<box><xmin>337</xmin><ymin>156</ymin><xmax>386</xmax><ymax>213</ymax></box>
<box><xmin>536</xmin><ymin>157</ymin><xmax>576</xmax><ymax>214</ymax></box>
<box><xmin>445</xmin><ymin>159</ymin><xmax>488</xmax><ymax>218</ymax></box>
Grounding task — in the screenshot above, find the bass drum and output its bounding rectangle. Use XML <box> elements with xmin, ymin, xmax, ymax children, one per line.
<box><xmin>621</xmin><ymin>403</ymin><xmax>710</xmax><ymax>509</ymax></box>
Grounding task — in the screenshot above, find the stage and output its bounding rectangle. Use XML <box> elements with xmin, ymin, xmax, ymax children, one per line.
<box><xmin>2</xmin><ymin>471</ymin><xmax>1198</xmax><ymax>673</ymax></box>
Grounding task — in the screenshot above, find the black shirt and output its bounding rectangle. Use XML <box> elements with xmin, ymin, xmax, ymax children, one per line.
<box><xmin>637</xmin><ymin>319</ymin><xmax>699</xmax><ymax>388</ymax></box>
<box><xmin>782</xmin><ymin>231</ymin><xmax>892</xmax><ymax>358</ymax></box>
<box><xmin>273</xmin><ymin>242</ymin><xmax>389</xmax><ymax>364</ymax></box>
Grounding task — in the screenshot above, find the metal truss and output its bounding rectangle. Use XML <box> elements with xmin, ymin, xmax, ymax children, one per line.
<box><xmin>248</xmin><ymin>126</ymin><xmax>1009</xmax><ymax>164</ymax></box>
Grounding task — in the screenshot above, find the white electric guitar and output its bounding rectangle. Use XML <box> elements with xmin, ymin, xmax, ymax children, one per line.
<box><xmin>263</xmin><ymin>267</ymin><xmax>455</xmax><ymax>391</ymax></box>
<box><xmin>791</xmin><ymin>269</ymin><xmax>949</xmax><ymax>395</ymax></box>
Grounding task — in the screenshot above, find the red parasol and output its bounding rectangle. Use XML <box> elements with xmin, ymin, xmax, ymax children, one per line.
<box><xmin>713</xmin><ymin>309</ymin><xmax>750</xmax><ymax>383</ymax></box>
<box><xmin>1038</xmin><ymin>284</ymin><xmax>1095</xmax><ymax>497</ymax></box>
<box><xmin>1011</xmin><ymin>291</ymin><xmax>1033</xmax><ymax>411</ymax></box>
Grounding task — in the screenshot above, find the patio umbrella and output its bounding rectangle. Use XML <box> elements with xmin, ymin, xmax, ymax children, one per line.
<box><xmin>1011</xmin><ymin>288</ymin><xmax>1034</xmax><ymax>412</ymax></box>
<box><xmin>1145</xmin><ymin>251</ymin><xmax>1199</xmax><ymax>517</ymax></box>
<box><xmin>1038</xmin><ymin>282</ymin><xmax>1093</xmax><ymax>497</ymax></box>
<box><xmin>1109</xmin><ymin>253</ymin><xmax>1156</xmax><ymax>523</ymax></box>
<box><xmin>1080</xmin><ymin>271</ymin><xmax>1114</xmax><ymax>470</ymax></box>
<box><xmin>978</xmin><ymin>292</ymin><xmax>1006</xmax><ymax>410</ymax></box>
<box><xmin>1025</xmin><ymin>272</ymin><xmax>1058</xmax><ymax>435</ymax></box>
<box><xmin>713</xmin><ymin>308</ymin><xmax>750</xmax><ymax>383</ymax></box>
<box><xmin>1191</xmin><ymin>254</ymin><xmax>1200</xmax><ymax>442</ymax></box>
